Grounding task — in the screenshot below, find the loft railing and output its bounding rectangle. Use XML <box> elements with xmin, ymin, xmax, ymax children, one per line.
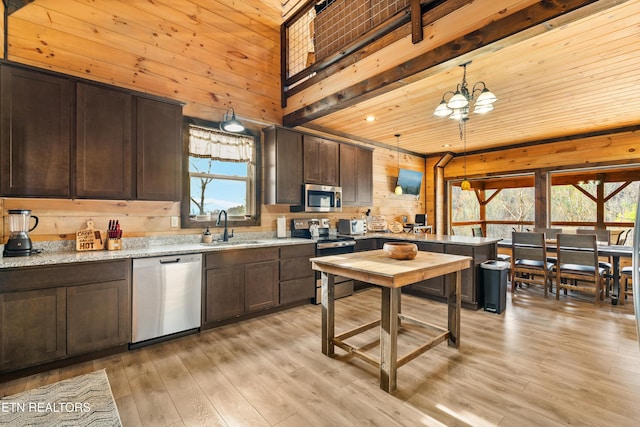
<box><xmin>282</xmin><ymin>0</ymin><xmax>421</xmax><ymax>106</ymax></box>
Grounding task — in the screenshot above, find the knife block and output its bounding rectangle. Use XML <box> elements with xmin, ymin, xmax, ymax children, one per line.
<box><xmin>106</xmin><ymin>238</ymin><xmax>122</xmax><ymax>251</ymax></box>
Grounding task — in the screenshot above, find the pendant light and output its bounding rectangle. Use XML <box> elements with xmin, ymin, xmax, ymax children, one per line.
<box><xmin>220</xmin><ymin>107</ymin><xmax>245</xmax><ymax>133</ymax></box>
<box><xmin>394</xmin><ymin>134</ymin><xmax>403</xmax><ymax>195</ymax></box>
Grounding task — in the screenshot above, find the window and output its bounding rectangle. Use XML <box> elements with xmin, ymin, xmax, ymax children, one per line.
<box><xmin>181</xmin><ymin>118</ymin><xmax>261</xmax><ymax>228</ymax></box>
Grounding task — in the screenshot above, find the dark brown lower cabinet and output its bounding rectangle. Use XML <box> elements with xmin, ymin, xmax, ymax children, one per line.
<box><xmin>67</xmin><ymin>280</ymin><xmax>131</xmax><ymax>356</ymax></box>
<box><xmin>204</xmin><ymin>266</ymin><xmax>244</xmax><ymax>322</ymax></box>
<box><xmin>0</xmin><ymin>288</ymin><xmax>66</xmax><ymax>372</ymax></box>
<box><xmin>0</xmin><ymin>260</ymin><xmax>130</xmax><ymax>373</ymax></box>
<box><xmin>279</xmin><ymin>244</ymin><xmax>315</xmax><ymax>305</ymax></box>
<box><xmin>203</xmin><ymin>248</ymin><xmax>279</xmax><ymax>326</ymax></box>
<box><xmin>404</xmin><ymin>242</ymin><xmax>446</xmax><ymax>297</ymax></box>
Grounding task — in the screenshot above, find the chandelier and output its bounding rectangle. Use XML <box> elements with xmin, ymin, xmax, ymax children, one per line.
<box><xmin>433</xmin><ymin>61</ymin><xmax>497</xmax><ymax>120</ymax></box>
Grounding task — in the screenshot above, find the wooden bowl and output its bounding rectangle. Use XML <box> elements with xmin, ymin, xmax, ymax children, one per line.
<box><xmin>383</xmin><ymin>242</ymin><xmax>418</xmax><ymax>260</ymax></box>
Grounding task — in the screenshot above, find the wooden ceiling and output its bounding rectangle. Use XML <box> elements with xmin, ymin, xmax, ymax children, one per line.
<box><xmin>293</xmin><ymin>0</ymin><xmax>640</xmax><ymax>157</ymax></box>
<box><xmin>4</xmin><ymin>0</ymin><xmax>638</xmax><ymax>159</ymax></box>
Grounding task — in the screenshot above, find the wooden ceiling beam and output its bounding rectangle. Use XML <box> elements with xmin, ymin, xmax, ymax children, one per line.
<box><xmin>3</xmin><ymin>0</ymin><xmax>33</xmax><ymax>15</ymax></box>
<box><xmin>283</xmin><ymin>0</ymin><xmax>600</xmax><ymax>127</ymax></box>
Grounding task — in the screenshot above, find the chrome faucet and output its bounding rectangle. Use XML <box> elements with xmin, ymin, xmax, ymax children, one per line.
<box><xmin>216</xmin><ymin>210</ymin><xmax>233</xmax><ymax>242</ymax></box>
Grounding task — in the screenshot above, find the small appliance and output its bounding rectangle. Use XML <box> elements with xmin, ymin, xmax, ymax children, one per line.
<box><xmin>338</xmin><ymin>218</ymin><xmax>366</xmax><ymax>235</ymax></box>
<box><xmin>291</xmin><ymin>184</ymin><xmax>342</xmax><ymax>213</ymax></box>
<box><xmin>4</xmin><ymin>209</ymin><xmax>39</xmax><ymax>257</ymax></box>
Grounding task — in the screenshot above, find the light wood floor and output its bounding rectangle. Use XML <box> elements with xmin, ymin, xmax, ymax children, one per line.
<box><xmin>2</xmin><ymin>287</ymin><xmax>640</xmax><ymax>426</ymax></box>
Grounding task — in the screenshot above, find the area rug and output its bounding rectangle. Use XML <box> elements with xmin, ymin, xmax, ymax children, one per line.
<box><xmin>0</xmin><ymin>369</ymin><xmax>122</xmax><ymax>426</ymax></box>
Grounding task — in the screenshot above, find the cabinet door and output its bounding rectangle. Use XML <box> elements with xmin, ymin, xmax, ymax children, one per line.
<box><xmin>204</xmin><ymin>266</ymin><xmax>244</xmax><ymax>323</ymax></box>
<box><xmin>264</xmin><ymin>127</ymin><xmax>303</xmax><ymax>205</ymax></box>
<box><xmin>245</xmin><ymin>260</ymin><xmax>279</xmax><ymax>312</ymax></box>
<box><xmin>356</xmin><ymin>148</ymin><xmax>373</xmax><ymax>206</ymax></box>
<box><xmin>76</xmin><ymin>83</ymin><xmax>133</xmax><ymax>199</ymax></box>
<box><xmin>136</xmin><ymin>97</ymin><xmax>182</xmax><ymax>201</ymax></box>
<box><xmin>303</xmin><ymin>135</ymin><xmax>339</xmax><ymax>185</ymax></box>
<box><xmin>0</xmin><ymin>288</ymin><xmax>66</xmax><ymax>371</ymax></box>
<box><xmin>339</xmin><ymin>144</ymin><xmax>358</xmax><ymax>205</ymax></box>
<box><xmin>340</xmin><ymin>145</ymin><xmax>373</xmax><ymax>206</ymax></box>
<box><xmin>67</xmin><ymin>280</ymin><xmax>131</xmax><ymax>356</ymax></box>
<box><xmin>445</xmin><ymin>244</ymin><xmax>476</xmax><ymax>304</ymax></box>
<box><xmin>0</xmin><ymin>65</ymin><xmax>72</xmax><ymax>197</ymax></box>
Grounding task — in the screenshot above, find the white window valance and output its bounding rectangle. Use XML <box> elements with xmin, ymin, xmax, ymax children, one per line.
<box><xmin>188</xmin><ymin>125</ymin><xmax>253</xmax><ymax>163</ymax></box>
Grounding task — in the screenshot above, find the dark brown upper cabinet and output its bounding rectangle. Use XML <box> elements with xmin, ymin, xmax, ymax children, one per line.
<box><xmin>0</xmin><ymin>65</ymin><xmax>73</xmax><ymax>197</ymax></box>
<box><xmin>136</xmin><ymin>97</ymin><xmax>182</xmax><ymax>201</ymax></box>
<box><xmin>76</xmin><ymin>83</ymin><xmax>133</xmax><ymax>199</ymax></box>
<box><xmin>303</xmin><ymin>135</ymin><xmax>339</xmax><ymax>186</ymax></box>
<box><xmin>264</xmin><ymin>126</ymin><xmax>304</xmax><ymax>205</ymax></box>
<box><xmin>340</xmin><ymin>144</ymin><xmax>373</xmax><ymax>206</ymax></box>
<box><xmin>1</xmin><ymin>63</ymin><xmax>182</xmax><ymax>201</ymax></box>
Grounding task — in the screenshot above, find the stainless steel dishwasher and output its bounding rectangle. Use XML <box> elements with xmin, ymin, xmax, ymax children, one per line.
<box><xmin>131</xmin><ymin>253</ymin><xmax>202</xmax><ymax>347</ymax></box>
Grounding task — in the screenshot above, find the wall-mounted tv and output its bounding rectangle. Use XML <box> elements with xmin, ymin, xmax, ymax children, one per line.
<box><xmin>396</xmin><ymin>169</ymin><xmax>423</xmax><ymax>196</ymax></box>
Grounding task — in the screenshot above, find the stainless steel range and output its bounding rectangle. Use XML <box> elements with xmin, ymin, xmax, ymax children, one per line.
<box><xmin>291</xmin><ymin>218</ymin><xmax>356</xmax><ymax>303</ymax></box>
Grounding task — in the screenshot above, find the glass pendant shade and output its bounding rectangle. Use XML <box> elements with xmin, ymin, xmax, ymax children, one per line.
<box><xmin>475</xmin><ymin>88</ymin><xmax>497</xmax><ymax>106</ymax></box>
<box><xmin>446</xmin><ymin>92</ymin><xmax>469</xmax><ymax>109</ymax></box>
<box><xmin>434</xmin><ymin>100</ymin><xmax>453</xmax><ymax>117</ymax></box>
<box><xmin>449</xmin><ymin>108</ymin><xmax>468</xmax><ymax>121</ymax></box>
<box><xmin>473</xmin><ymin>103</ymin><xmax>494</xmax><ymax>114</ymax></box>
<box><xmin>394</xmin><ymin>185</ymin><xmax>403</xmax><ymax>195</ymax></box>
<box><xmin>461</xmin><ymin>179</ymin><xmax>471</xmax><ymax>191</ymax></box>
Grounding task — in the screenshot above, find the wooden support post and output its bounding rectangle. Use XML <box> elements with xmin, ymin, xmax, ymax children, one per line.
<box><xmin>411</xmin><ymin>0</ymin><xmax>423</xmax><ymax>44</ymax></box>
<box><xmin>321</xmin><ymin>272</ymin><xmax>335</xmax><ymax>356</ymax></box>
<box><xmin>380</xmin><ymin>287</ymin><xmax>399</xmax><ymax>392</ymax></box>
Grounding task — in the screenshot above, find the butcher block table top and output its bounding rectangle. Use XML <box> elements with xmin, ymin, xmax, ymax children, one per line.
<box><xmin>310</xmin><ymin>249</ymin><xmax>472</xmax><ymax>288</ymax></box>
<box><xmin>311</xmin><ymin>249</ymin><xmax>472</xmax><ymax>393</ymax></box>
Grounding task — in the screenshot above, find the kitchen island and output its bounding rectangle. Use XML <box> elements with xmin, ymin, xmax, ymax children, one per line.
<box><xmin>352</xmin><ymin>233</ymin><xmax>501</xmax><ymax>309</ymax></box>
<box><xmin>311</xmin><ymin>249</ymin><xmax>472</xmax><ymax>392</ymax></box>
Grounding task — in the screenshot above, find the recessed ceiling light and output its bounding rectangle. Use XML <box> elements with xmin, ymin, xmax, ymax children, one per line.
<box><xmin>442</xmin><ymin>143</ymin><xmax>451</xmax><ymax>147</ymax></box>
<box><xmin>365</xmin><ymin>115</ymin><xmax>375</xmax><ymax>122</ymax></box>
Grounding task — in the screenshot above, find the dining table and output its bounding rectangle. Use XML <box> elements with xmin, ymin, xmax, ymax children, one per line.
<box><xmin>310</xmin><ymin>249</ymin><xmax>472</xmax><ymax>393</ymax></box>
<box><xmin>499</xmin><ymin>239</ymin><xmax>633</xmax><ymax>302</ymax></box>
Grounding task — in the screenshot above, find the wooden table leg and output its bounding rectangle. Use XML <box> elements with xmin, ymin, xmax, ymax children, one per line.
<box><xmin>321</xmin><ymin>272</ymin><xmax>335</xmax><ymax>356</ymax></box>
<box><xmin>447</xmin><ymin>271</ymin><xmax>461</xmax><ymax>348</ymax></box>
<box><xmin>380</xmin><ymin>287</ymin><xmax>399</xmax><ymax>392</ymax></box>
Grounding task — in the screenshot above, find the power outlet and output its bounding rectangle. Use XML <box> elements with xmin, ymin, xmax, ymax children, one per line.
<box><xmin>170</xmin><ymin>216</ymin><xmax>179</xmax><ymax>228</ymax></box>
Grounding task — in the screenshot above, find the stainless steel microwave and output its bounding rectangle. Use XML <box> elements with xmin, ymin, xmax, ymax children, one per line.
<box><xmin>302</xmin><ymin>184</ymin><xmax>342</xmax><ymax>212</ymax></box>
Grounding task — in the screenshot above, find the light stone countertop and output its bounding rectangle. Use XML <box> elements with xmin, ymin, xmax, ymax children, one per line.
<box><xmin>0</xmin><ymin>236</ymin><xmax>313</xmax><ymax>269</ymax></box>
<box><xmin>0</xmin><ymin>232</ymin><xmax>501</xmax><ymax>270</ymax></box>
<box><xmin>353</xmin><ymin>232</ymin><xmax>502</xmax><ymax>246</ymax></box>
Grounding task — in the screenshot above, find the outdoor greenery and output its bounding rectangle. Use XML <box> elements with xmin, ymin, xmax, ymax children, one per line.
<box><xmin>451</xmin><ymin>178</ymin><xmax>638</xmax><ymax>242</ymax></box>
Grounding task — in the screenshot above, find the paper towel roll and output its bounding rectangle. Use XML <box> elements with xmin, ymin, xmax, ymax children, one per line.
<box><xmin>277</xmin><ymin>216</ymin><xmax>286</xmax><ymax>238</ymax></box>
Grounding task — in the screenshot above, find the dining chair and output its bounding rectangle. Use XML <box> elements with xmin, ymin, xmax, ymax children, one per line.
<box><xmin>533</xmin><ymin>228</ymin><xmax>562</xmax><ymax>239</ymax></box>
<box><xmin>620</xmin><ymin>266</ymin><xmax>635</xmax><ymax>305</ymax></box>
<box><xmin>555</xmin><ymin>233</ymin><xmax>606</xmax><ymax>305</ymax></box>
<box><xmin>576</xmin><ymin>229</ymin><xmax>612</xmax><ymax>293</ymax></box>
<box><xmin>615</xmin><ymin>229</ymin><xmax>631</xmax><ymax>246</ymax></box>
<box><xmin>533</xmin><ymin>228</ymin><xmax>562</xmax><ymax>265</ymax></box>
<box><xmin>511</xmin><ymin>232</ymin><xmax>554</xmax><ymax>296</ymax></box>
<box><xmin>471</xmin><ymin>226</ymin><xmax>484</xmax><ymax>237</ymax></box>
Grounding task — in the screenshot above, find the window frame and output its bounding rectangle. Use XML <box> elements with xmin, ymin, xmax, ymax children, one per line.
<box><xmin>180</xmin><ymin>116</ymin><xmax>261</xmax><ymax>229</ymax></box>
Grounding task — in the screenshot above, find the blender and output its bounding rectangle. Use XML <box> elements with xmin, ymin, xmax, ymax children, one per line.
<box><xmin>4</xmin><ymin>209</ymin><xmax>39</xmax><ymax>257</ymax></box>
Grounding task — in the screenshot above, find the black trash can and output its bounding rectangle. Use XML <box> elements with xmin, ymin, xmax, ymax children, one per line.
<box><xmin>480</xmin><ymin>260</ymin><xmax>509</xmax><ymax>314</ymax></box>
